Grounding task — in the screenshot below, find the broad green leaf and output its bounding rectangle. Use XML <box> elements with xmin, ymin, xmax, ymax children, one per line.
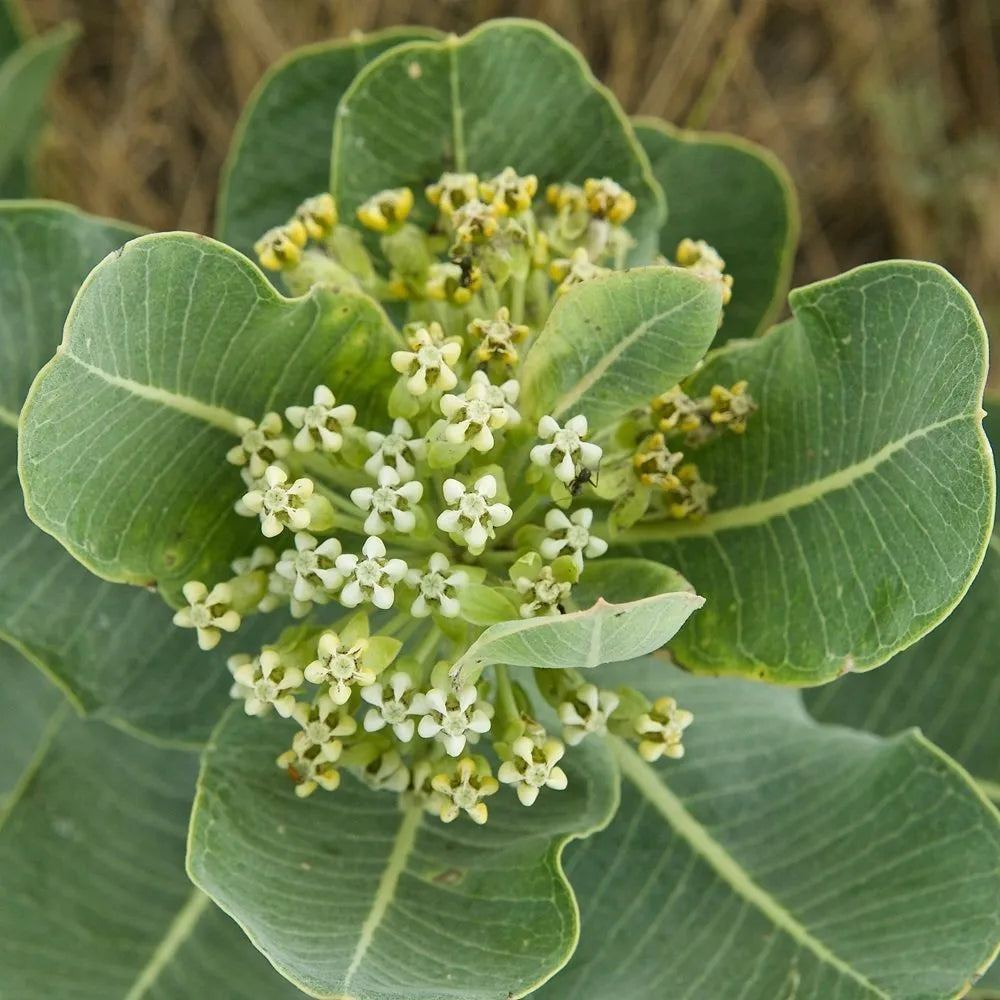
<box><xmin>0</xmin><ymin>644</ymin><xmax>61</xmax><ymax>806</ymax></box>
<box><xmin>0</xmin><ymin>696</ymin><xmax>307</xmax><ymax>997</ymax></box>
<box><xmin>19</xmin><ymin>232</ymin><xmax>401</xmax><ymax>593</ymax></box>
<box><xmin>806</xmin><ymin>537</ymin><xmax>1000</xmax><ymax>794</ymax></box>
<box><xmin>217</xmin><ymin>27</ymin><xmax>439</xmax><ymax>257</ymax></box>
<box><xmin>520</xmin><ymin>267</ymin><xmax>722</xmax><ymax>431</ymax></box>
<box><xmin>331</xmin><ymin>19</ymin><xmax>665</xmax><ymax>258</ymax></box>
<box><xmin>536</xmin><ymin>657</ymin><xmax>1000</xmax><ymax>1000</ymax></box>
<box><xmin>188</xmin><ymin>705</ymin><xmax>618</xmax><ymax>1000</ymax></box>
<box><xmin>0</xmin><ymin>200</ymin><xmax>142</xmax><ymax>417</ymax></box>
<box><xmin>0</xmin><ymin>22</ymin><xmax>77</xmax><ymax>183</ymax></box>
<box><xmin>618</xmin><ymin>261</ymin><xmax>994</xmax><ymax>684</ymax></box>
<box><xmin>0</xmin><ymin>204</ymin><xmax>241</xmax><ymax>745</ymax></box>
<box><xmin>634</xmin><ymin>118</ymin><xmax>799</xmax><ymax>342</ymax></box>
<box><xmin>452</xmin><ymin>559</ymin><xmax>702</xmax><ymax>681</ymax></box>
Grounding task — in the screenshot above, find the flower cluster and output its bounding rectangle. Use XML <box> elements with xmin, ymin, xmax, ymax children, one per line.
<box><xmin>169</xmin><ymin>168</ymin><xmax>753</xmax><ymax>824</ymax></box>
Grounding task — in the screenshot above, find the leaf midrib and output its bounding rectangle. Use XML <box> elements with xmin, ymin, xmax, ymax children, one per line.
<box><xmin>621</xmin><ymin>413</ymin><xmax>970</xmax><ymax>543</ymax></box>
<box><xmin>61</xmin><ymin>352</ymin><xmax>245</xmax><ymax>435</ymax></box>
<box><xmin>611</xmin><ymin>737</ymin><xmax>890</xmax><ymax>999</ymax></box>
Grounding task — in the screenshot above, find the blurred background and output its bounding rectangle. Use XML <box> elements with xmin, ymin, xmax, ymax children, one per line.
<box><xmin>19</xmin><ymin>0</ymin><xmax>1000</xmax><ymax>356</ymax></box>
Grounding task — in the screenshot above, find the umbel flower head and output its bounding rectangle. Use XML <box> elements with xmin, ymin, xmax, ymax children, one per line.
<box><xmin>167</xmin><ymin>166</ymin><xmax>753</xmax><ymax>823</ymax></box>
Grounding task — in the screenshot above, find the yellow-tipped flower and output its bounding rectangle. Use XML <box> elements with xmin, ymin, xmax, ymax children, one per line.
<box><xmin>708</xmin><ymin>380</ymin><xmax>755</xmax><ymax>434</ymax></box>
<box><xmin>584</xmin><ymin>177</ymin><xmax>636</xmax><ymax>224</ymax></box>
<box><xmin>357</xmin><ymin>187</ymin><xmax>414</xmax><ymax>232</ymax></box>
<box><xmin>426</xmin><ymin>172</ymin><xmax>479</xmax><ymax>214</ymax></box>
<box><xmin>254</xmin><ymin>225</ymin><xmax>304</xmax><ymax>271</ymax></box>
<box><xmin>479</xmin><ymin>167</ymin><xmax>538</xmax><ymax>216</ymax></box>
<box><xmin>294</xmin><ymin>193</ymin><xmax>338</xmax><ymax>240</ymax></box>
<box><xmin>545</xmin><ymin>182</ymin><xmax>587</xmax><ymax>213</ymax></box>
<box><xmin>426</xmin><ymin>260</ymin><xmax>481</xmax><ymax>305</ymax></box>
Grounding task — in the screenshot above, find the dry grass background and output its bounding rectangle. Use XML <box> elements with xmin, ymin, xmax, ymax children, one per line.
<box><xmin>18</xmin><ymin>0</ymin><xmax>1000</xmax><ymax>364</ymax></box>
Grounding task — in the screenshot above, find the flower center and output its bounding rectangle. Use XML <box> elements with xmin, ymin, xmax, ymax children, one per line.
<box><xmin>525</xmin><ymin>763</ymin><xmax>550</xmax><ymax>786</ymax></box>
<box><xmin>305</xmin><ymin>721</ymin><xmax>329</xmax><ymax>744</ymax></box>
<box><xmin>420</xmin><ymin>572</ymin><xmax>448</xmax><ymax>599</ymax></box>
<box><xmin>303</xmin><ymin>404</ymin><xmax>328</xmax><ymax>427</ymax></box>
<box><xmin>458</xmin><ymin>493</ymin><xmax>488</xmax><ymax>520</ymax></box>
<box><xmin>295</xmin><ymin>551</ymin><xmax>319</xmax><ymax>574</ymax></box>
<box><xmin>553</xmin><ymin>428</ymin><xmax>580</xmax><ymax>453</ymax></box>
<box><xmin>355</xmin><ymin>559</ymin><xmax>383</xmax><ymax>587</ymax></box>
<box><xmin>453</xmin><ymin>784</ymin><xmax>479</xmax><ymax>809</ymax></box>
<box><xmin>372</xmin><ymin>486</ymin><xmax>399</xmax><ymax>512</ymax></box>
<box><xmin>190</xmin><ymin>605</ymin><xmax>213</xmax><ymax>628</ymax></box>
<box><xmin>536</xmin><ymin>578</ymin><xmax>563</xmax><ymax>603</ymax></box>
<box><xmin>566</xmin><ymin>525</ymin><xmax>589</xmax><ymax>548</ymax></box>
<box><xmin>244</xmin><ymin>429</ymin><xmax>266</xmax><ymax>451</ymax></box>
<box><xmin>465</xmin><ymin>399</ymin><xmax>492</xmax><ymax>424</ymax></box>
<box><xmin>382</xmin><ymin>700</ymin><xmax>408</xmax><ymax>724</ymax></box>
<box><xmin>253</xmin><ymin>679</ymin><xmax>278</xmax><ymax>701</ymax></box>
<box><xmin>382</xmin><ymin>433</ymin><xmax>406</xmax><ymax>456</ymax></box>
<box><xmin>329</xmin><ymin>652</ymin><xmax>359</xmax><ymax>679</ymax></box>
<box><xmin>263</xmin><ymin>487</ymin><xmax>287</xmax><ymax>509</ymax></box>
<box><xmin>441</xmin><ymin>709</ymin><xmax>469</xmax><ymax>737</ymax></box>
<box><xmin>416</xmin><ymin>345</ymin><xmax>443</xmax><ymax>368</ymax></box>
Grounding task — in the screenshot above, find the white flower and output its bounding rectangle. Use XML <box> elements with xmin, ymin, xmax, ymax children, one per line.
<box><xmin>468</xmin><ymin>306</ymin><xmax>529</xmax><ymax>364</ymax></box>
<box><xmin>276</xmin><ymin>742</ymin><xmax>342</xmax><ymax>798</ymax></box>
<box><xmin>172</xmin><ymin>581</ymin><xmax>241</xmax><ymax>650</ymax></box>
<box><xmin>291</xmin><ymin>694</ymin><xmax>357</xmax><ymax>759</ymax></box>
<box><xmin>240</xmin><ymin>464</ymin><xmax>314</xmax><ymax>537</ymax></box>
<box><xmin>305</xmin><ymin>629</ymin><xmax>378</xmax><ymax>704</ymax></box>
<box><xmin>539</xmin><ymin>507</ymin><xmax>608</xmax><ymax>571</ymax></box>
<box><xmin>431</xmin><ymin>758</ymin><xmax>499</xmax><ymax>825</ymax></box>
<box><xmin>350</xmin><ymin>467</ymin><xmax>424</xmax><ymax>535</ymax></box>
<box><xmin>412</xmin><ymin>685</ymin><xmax>493</xmax><ymax>756</ymax></box>
<box><xmin>497</xmin><ymin>735</ymin><xmax>568</xmax><ymax>806</ymax></box>
<box><xmin>634</xmin><ymin>696</ymin><xmax>694</xmax><ymax>762</ymax></box>
<box><xmin>391</xmin><ymin>327</ymin><xmax>462</xmax><ymax>395</ymax></box>
<box><xmin>364</xmin><ymin>418</ymin><xmax>425</xmax><ymax>480</ymax></box>
<box><xmin>274</xmin><ymin>533</ymin><xmax>343</xmax><ymax>616</ymax></box>
<box><xmin>530</xmin><ymin>414</ymin><xmax>603</xmax><ymax>484</ymax></box>
<box><xmin>360</xmin><ymin>672</ymin><xmax>417</xmax><ymax>742</ymax></box>
<box><xmin>228</xmin><ymin>649</ymin><xmax>302</xmax><ymax>718</ymax></box>
<box><xmin>558</xmin><ymin>684</ymin><xmax>620</xmax><ymax>746</ymax></box>
<box><xmin>436</xmin><ymin>475</ymin><xmax>512</xmax><ymax>554</ymax></box>
<box><xmin>438</xmin><ymin>371</ymin><xmax>518</xmax><ymax>452</ymax></box>
<box><xmin>406</xmin><ymin>553</ymin><xmax>469</xmax><ymax>618</ymax></box>
<box><xmin>359</xmin><ymin>749</ymin><xmax>411</xmax><ymax>793</ymax></box>
<box><xmin>231</xmin><ymin>545</ymin><xmax>275</xmax><ymax>577</ymax></box>
<box><xmin>226</xmin><ymin>412</ymin><xmax>290</xmax><ymax>478</ymax></box>
<box><xmin>335</xmin><ymin>536</ymin><xmax>408</xmax><ymax>610</ymax></box>
<box><xmin>285</xmin><ymin>384</ymin><xmax>357</xmax><ymax>453</ymax></box>
<box><xmin>514</xmin><ymin>565</ymin><xmax>571</xmax><ymax>618</ymax></box>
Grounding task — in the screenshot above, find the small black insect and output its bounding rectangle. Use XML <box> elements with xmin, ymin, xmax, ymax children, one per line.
<box><xmin>569</xmin><ymin>466</ymin><xmax>596</xmax><ymax>496</ymax></box>
<box><xmin>456</xmin><ymin>254</ymin><xmax>476</xmax><ymax>287</ymax></box>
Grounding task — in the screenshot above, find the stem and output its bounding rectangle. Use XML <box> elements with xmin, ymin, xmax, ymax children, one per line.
<box><xmin>496</xmin><ymin>490</ymin><xmax>548</xmax><ymax>542</ymax></box>
<box><xmin>494</xmin><ymin>664</ymin><xmax>520</xmax><ymax>724</ymax></box>
<box><xmin>507</xmin><ymin>274</ymin><xmax>526</xmax><ymax>325</ymax></box>
<box><xmin>413</xmin><ymin>622</ymin><xmax>442</xmax><ymax>667</ymax></box>
<box><xmin>313</xmin><ymin>484</ymin><xmax>369</xmax><ymax>535</ymax></box>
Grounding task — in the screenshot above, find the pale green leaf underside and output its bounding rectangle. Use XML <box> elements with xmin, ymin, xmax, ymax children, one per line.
<box><xmin>536</xmin><ymin>657</ymin><xmax>1000</xmax><ymax>1000</ymax></box>
<box><xmin>217</xmin><ymin>27</ymin><xmax>439</xmax><ymax>257</ymax></box>
<box><xmin>0</xmin><ymin>200</ymin><xmax>142</xmax><ymax>417</ymax></box>
<box><xmin>0</xmin><ymin>22</ymin><xmax>77</xmax><ymax>182</ymax></box>
<box><xmin>331</xmin><ymin>19</ymin><xmax>665</xmax><ymax>259</ymax></box>
<box><xmin>622</xmin><ymin>260</ymin><xmax>994</xmax><ymax>684</ymax></box>
<box><xmin>452</xmin><ymin>558</ymin><xmax>703</xmax><ymax>680</ymax></box>
<box><xmin>520</xmin><ymin>267</ymin><xmax>722</xmax><ymax>431</ymax></box>
<box><xmin>0</xmin><ymin>691</ymin><xmax>306</xmax><ymax>998</ymax></box>
<box><xmin>634</xmin><ymin>117</ymin><xmax>799</xmax><ymax>343</ymax></box>
<box><xmin>0</xmin><ymin>205</ymin><xmax>265</xmax><ymax>743</ymax></box>
<box><xmin>188</xmin><ymin>707</ymin><xmax>618</xmax><ymax>1000</ymax></box>
<box><xmin>18</xmin><ymin>232</ymin><xmax>401</xmax><ymax>593</ymax></box>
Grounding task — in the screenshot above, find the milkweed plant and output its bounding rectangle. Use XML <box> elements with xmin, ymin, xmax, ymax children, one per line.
<box><xmin>1</xmin><ymin>18</ymin><xmax>998</xmax><ymax>1000</ymax></box>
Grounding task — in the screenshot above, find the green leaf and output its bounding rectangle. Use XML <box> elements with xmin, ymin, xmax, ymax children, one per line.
<box><xmin>0</xmin><ymin>694</ymin><xmax>307</xmax><ymax>997</ymax></box>
<box><xmin>806</xmin><ymin>537</ymin><xmax>1000</xmax><ymax>793</ymax></box>
<box><xmin>0</xmin><ymin>204</ymin><xmax>245</xmax><ymax>745</ymax></box>
<box><xmin>806</xmin><ymin>404</ymin><xmax>1000</xmax><ymax>794</ymax></box>
<box><xmin>217</xmin><ymin>27</ymin><xmax>439</xmax><ymax>257</ymax></box>
<box><xmin>634</xmin><ymin>117</ymin><xmax>799</xmax><ymax>342</ymax></box>
<box><xmin>535</xmin><ymin>657</ymin><xmax>1000</xmax><ymax>1000</ymax></box>
<box><xmin>187</xmin><ymin>705</ymin><xmax>618</xmax><ymax>1000</ymax></box>
<box><xmin>331</xmin><ymin>19</ymin><xmax>665</xmax><ymax>258</ymax></box>
<box><xmin>0</xmin><ymin>0</ymin><xmax>25</xmax><ymax>61</ymax></box>
<box><xmin>0</xmin><ymin>644</ymin><xmax>61</xmax><ymax>806</ymax></box>
<box><xmin>0</xmin><ymin>22</ymin><xmax>77</xmax><ymax>184</ymax></box>
<box><xmin>0</xmin><ymin>201</ymin><xmax>142</xmax><ymax>417</ymax></box>
<box><xmin>619</xmin><ymin>261</ymin><xmax>994</xmax><ymax>684</ymax></box>
<box><xmin>19</xmin><ymin>232</ymin><xmax>402</xmax><ymax>593</ymax></box>
<box><xmin>520</xmin><ymin>267</ymin><xmax>722</xmax><ymax>431</ymax></box>
<box><xmin>452</xmin><ymin>558</ymin><xmax>703</xmax><ymax>680</ymax></box>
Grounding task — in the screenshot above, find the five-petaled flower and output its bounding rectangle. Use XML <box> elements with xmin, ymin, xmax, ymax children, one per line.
<box><xmin>413</xmin><ymin>684</ymin><xmax>493</xmax><ymax>756</ymax></box>
<box><xmin>406</xmin><ymin>552</ymin><xmax>469</xmax><ymax>618</ymax></box>
<box><xmin>285</xmin><ymin>385</ymin><xmax>357</xmax><ymax>453</ymax></box>
<box><xmin>530</xmin><ymin>414</ymin><xmax>602</xmax><ymax>484</ymax></box>
<box><xmin>559</xmin><ymin>684</ymin><xmax>620</xmax><ymax>745</ymax></box>
<box><xmin>540</xmin><ymin>507</ymin><xmax>608</xmax><ymax>571</ymax></box>
<box><xmin>172</xmin><ymin>580</ymin><xmax>241</xmax><ymax>650</ymax></box>
<box><xmin>351</xmin><ymin>467</ymin><xmax>424</xmax><ymax>535</ymax></box>
<box><xmin>436</xmin><ymin>475</ymin><xmax>512</xmax><ymax>554</ymax></box>
<box><xmin>335</xmin><ymin>537</ymin><xmax>408</xmax><ymax>609</ymax></box>
<box><xmin>498</xmin><ymin>734</ymin><xmax>568</xmax><ymax>806</ymax></box>
<box><xmin>360</xmin><ymin>672</ymin><xmax>418</xmax><ymax>742</ymax></box>
<box><xmin>431</xmin><ymin>757</ymin><xmax>500</xmax><ymax>824</ymax></box>
<box><xmin>229</xmin><ymin>649</ymin><xmax>303</xmax><ymax>718</ymax></box>
<box><xmin>241</xmin><ymin>464</ymin><xmax>315</xmax><ymax>537</ymax></box>
<box><xmin>634</xmin><ymin>696</ymin><xmax>694</xmax><ymax>762</ymax></box>
<box><xmin>274</xmin><ymin>532</ymin><xmax>343</xmax><ymax>617</ymax></box>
